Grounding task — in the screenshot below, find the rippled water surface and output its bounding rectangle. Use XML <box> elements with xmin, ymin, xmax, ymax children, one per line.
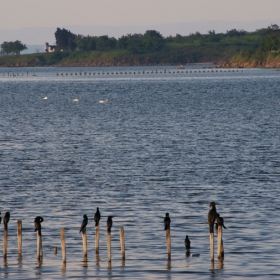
<box><xmin>0</xmin><ymin>66</ymin><xmax>280</xmax><ymax>279</ymax></box>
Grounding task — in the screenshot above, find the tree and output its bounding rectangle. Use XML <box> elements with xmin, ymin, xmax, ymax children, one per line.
<box><xmin>142</xmin><ymin>30</ymin><xmax>164</xmax><ymax>52</ymax></box>
<box><xmin>55</xmin><ymin>28</ymin><xmax>77</xmax><ymax>51</ymax></box>
<box><xmin>0</xmin><ymin>40</ymin><xmax>27</xmax><ymax>55</ymax></box>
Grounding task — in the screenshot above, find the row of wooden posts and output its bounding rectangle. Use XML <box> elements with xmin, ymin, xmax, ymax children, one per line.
<box><xmin>55</xmin><ymin>69</ymin><xmax>242</xmax><ymax>76</ymax></box>
<box><xmin>1</xmin><ymin>69</ymin><xmax>242</xmax><ymax>77</ymax></box>
<box><xmin>2</xmin><ymin>221</ymin><xmax>128</xmax><ymax>263</ymax></box>
<box><xmin>2</xmin><ymin>221</ymin><xmax>224</xmax><ymax>263</ymax></box>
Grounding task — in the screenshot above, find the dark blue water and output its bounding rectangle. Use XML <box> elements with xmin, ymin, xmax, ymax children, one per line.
<box><xmin>0</xmin><ymin>66</ymin><xmax>280</xmax><ymax>279</ymax></box>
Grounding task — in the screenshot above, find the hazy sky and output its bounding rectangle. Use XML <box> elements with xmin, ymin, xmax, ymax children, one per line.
<box><xmin>1</xmin><ymin>0</ymin><xmax>280</xmax><ymax>30</ymax></box>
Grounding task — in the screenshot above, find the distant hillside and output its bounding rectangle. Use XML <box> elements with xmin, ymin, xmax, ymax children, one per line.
<box><xmin>1</xmin><ymin>25</ymin><xmax>279</xmax><ymax>67</ymax></box>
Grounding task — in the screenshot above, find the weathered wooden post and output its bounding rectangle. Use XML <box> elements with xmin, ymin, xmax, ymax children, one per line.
<box><xmin>82</xmin><ymin>228</ymin><xmax>87</xmax><ymax>257</ymax></box>
<box><xmin>217</xmin><ymin>225</ymin><xmax>223</xmax><ymax>259</ymax></box>
<box><xmin>34</xmin><ymin>216</ymin><xmax>44</xmax><ymax>260</ymax></box>
<box><xmin>107</xmin><ymin>231</ymin><xmax>111</xmax><ymax>262</ymax></box>
<box><xmin>216</xmin><ymin>213</ymin><xmax>226</xmax><ymax>259</ymax></box>
<box><xmin>17</xmin><ymin>220</ymin><xmax>22</xmax><ymax>255</ymax></box>
<box><xmin>95</xmin><ymin>224</ymin><xmax>100</xmax><ymax>253</ymax></box>
<box><xmin>3</xmin><ymin>226</ymin><xmax>8</xmax><ymax>258</ymax></box>
<box><xmin>37</xmin><ymin>230</ymin><xmax>43</xmax><ymax>260</ymax></box>
<box><xmin>107</xmin><ymin>216</ymin><xmax>113</xmax><ymax>262</ymax></box>
<box><xmin>60</xmin><ymin>228</ymin><xmax>66</xmax><ymax>263</ymax></box>
<box><xmin>166</xmin><ymin>228</ymin><xmax>171</xmax><ymax>260</ymax></box>
<box><xmin>119</xmin><ymin>227</ymin><xmax>125</xmax><ymax>260</ymax></box>
<box><xmin>208</xmin><ymin>202</ymin><xmax>217</xmax><ymax>261</ymax></box>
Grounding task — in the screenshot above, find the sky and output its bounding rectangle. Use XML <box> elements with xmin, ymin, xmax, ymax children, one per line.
<box><xmin>1</xmin><ymin>0</ymin><xmax>280</xmax><ymax>45</ymax></box>
<box><xmin>1</xmin><ymin>0</ymin><xmax>280</xmax><ymax>29</ymax></box>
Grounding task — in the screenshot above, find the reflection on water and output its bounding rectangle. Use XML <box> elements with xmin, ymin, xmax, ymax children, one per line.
<box><xmin>82</xmin><ymin>256</ymin><xmax>88</xmax><ymax>268</ymax></box>
<box><xmin>0</xmin><ymin>66</ymin><xmax>280</xmax><ymax>279</ymax></box>
<box><xmin>166</xmin><ymin>259</ymin><xmax>171</xmax><ymax>270</ymax></box>
<box><xmin>61</xmin><ymin>263</ymin><xmax>66</xmax><ymax>276</ymax></box>
<box><xmin>17</xmin><ymin>254</ymin><xmax>22</xmax><ymax>269</ymax></box>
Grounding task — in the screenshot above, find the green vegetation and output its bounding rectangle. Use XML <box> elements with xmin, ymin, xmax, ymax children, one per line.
<box><xmin>0</xmin><ymin>40</ymin><xmax>27</xmax><ymax>56</ymax></box>
<box><xmin>1</xmin><ymin>25</ymin><xmax>280</xmax><ymax>67</ymax></box>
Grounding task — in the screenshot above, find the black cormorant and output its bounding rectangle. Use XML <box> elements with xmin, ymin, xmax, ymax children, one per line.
<box><xmin>208</xmin><ymin>202</ymin><xmax>217</xmax><ymax>233</ymax></box>
<box><xmin>94</xmin><ymin>207</ymin><xmax>101</xmax><ymax>227</ymax></box>
<box><xmin>107</xmin><ymin>216</ymin><xmax>113</xmax><ymax>233</ymax></box>
<box><xmin>185</xmin><ymin>235</ymin><xmax>191</xmax><ymax>251</ymax></box>
<box><xmin>34</xmin><ymin>216</ymin><xmax>44</xmax><ymax>235</ymax></box>
<box><xmin>79</xmin><ymin>214</ymin><xmax>88</xmax><ymax>233</ymax></box>
<box><xmin>3</xmin><ymin>212</ymin><xmax>10</xmax><ymax>230</ymax></box>
<box><xmin>216</xmin><ymin>213</ymin><xmax>227</xmax><ymax>230</ymax></box>
<box><xmin>164</xmin><ymin>213</ymin><xmax>170</xmax><ymax>230</ymax></box>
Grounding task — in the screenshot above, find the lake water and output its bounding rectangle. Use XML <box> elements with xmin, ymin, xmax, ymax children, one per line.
<box><xmin>0</xmin><ymin>66</ymin><xmax>280</xmax><ymax>279</ymax></box>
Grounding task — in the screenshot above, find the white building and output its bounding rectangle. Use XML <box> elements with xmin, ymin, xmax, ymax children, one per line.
<box><xmin>45</xmin><ymin>42</ymin><xmax>59</xmax><ymax>52</ymax></box>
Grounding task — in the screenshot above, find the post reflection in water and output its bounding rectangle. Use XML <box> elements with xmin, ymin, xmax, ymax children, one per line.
<box><xmin>17</xmin><ymin>254</ymin><xmax>22</xmax><ymax>269</ymax></box>
<box><xmin>35</xmin><ymin>260</ymin><xmax>42</xmax><ymax>277</ymax></box>
<box><xmin>209</xmin><ymin>259</ymin><xmax>224</xmax><ymax>278</ymax></box>
<box><xmin>95</xmin><ymin>253</ymin><xmax>100</xmax><ymax>277</ymax></box>
<box><xmin>108</xmin><ymin>261</ymin><xmax>112</xmax><ymax>270</ymax></box>
<box><xmin>3</xmin><ymin>257</ymin><xmax>8</xmax><ymax>268</ymax></box>
<box><xmin>166</xmin><ymin>259</ymin><xmax>171</xmax><ymax>270</ymax></box>
<box><xmin>82</xmin><ymin>256</ymin><xmax>88</xmax><ymax>268</ymax></box>
<box><xmin>61</xmin><ymin>263</ymin><xmax>66</xmax><ymax>276</ymax></box>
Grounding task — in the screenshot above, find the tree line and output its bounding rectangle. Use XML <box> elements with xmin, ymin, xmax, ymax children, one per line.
<box><xmin>54</xmin><ymin>25</ymin><xmax>280</xmax><ymax>54</ymax></box>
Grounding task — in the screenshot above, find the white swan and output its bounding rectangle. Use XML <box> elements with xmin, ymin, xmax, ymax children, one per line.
<box><xmin>99</xmin><ymin>99</ymin><xmax>108</xmax><ymax>103</ymax></box>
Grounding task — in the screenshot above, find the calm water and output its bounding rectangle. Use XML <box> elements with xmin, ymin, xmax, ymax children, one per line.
<box><xmin>0</xmin><ymin>66</ymin><xmax>280</xmax><ymax>279</ymax></box>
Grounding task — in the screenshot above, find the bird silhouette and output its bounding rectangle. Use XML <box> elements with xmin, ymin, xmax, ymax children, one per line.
<box><xmin>3</xmin><ymin>212</ymin><xmax>10</xmax><ymax>230</ymax></box>
<box><xmin>79</xmin><ymin>214</ymin><xmax>88</xmax><ymax>233</ymax></box>
<box><xmin>216</xmin><ymin>213</ymin><xmax>227</xmax><ymax>231</ymax></box>
<box><xmin>164</xmin><ymin>213</ymin><xmax>170</xmax><ymax>230</ymax></box>
<box><xmin>94</xmin><ymin>207</ymin><xmax>101</xmax><ymax>227</ymax></box>
<box><xmin>185</xmin><ymin>235</ymin><xmax>191</xmax><ymax>251</ymax></box>
<box><xmin>107</xmin><ymin>216</ymin><xmax>113</xmax><ymax>233</ymax></box>
<box><xmin>34</xmin><ymin>216</ymin><xmax>44</xmax><ymax>236</ymax></box>
<box><xmin>208</xmin><ymin>202</ymin><xmax>217</xmax><ymax>233</ymax></box>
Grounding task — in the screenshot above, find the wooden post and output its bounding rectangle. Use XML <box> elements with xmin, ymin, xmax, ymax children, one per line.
<box><xmin>209</xmin><ymin>232</ymin><xmax>214</xmax><ymax>261</ymax></box>
<box><xmin>37</xmin><ymin>230</ymin><xmax>43</xmax><ymax>260</ymax></box>
<box><xmin>217</xmin><ymin>225</ymin><xmax>224</xmax><ymax>259</ymax></box>
<box><xmin>3</xmin><ymin>224</ymin><xmax>8</xmax><ymax>258</ymax></box>
<box><xmin>60</xmin><ymin>228</ymin><xmax>66</xmax><ymax>263</ymax></box>
<box><xmin>82</xmin><ymin>228</ymin><xmax>87</xmax><ymax>257</ymax></box>
<box><xmin>119</xmin><ymin>227</ymin><xmax>125</xmax><ymax>260</ymax></box>
<box><xmin>107</xmin><ymin>231</ymin><xmax>111</xmax><ymax>262</ymax></box>
<box><xmin>166</xmin><ymin>228</ymin><xmax>171</xmax><ymax>260</ymax></box>
<box><xmin>17</xmin><ymin>220</ymin><xmax>22</xmax><ymax>254</ymax></box>
<box><xmin>95</xmin><ymin>224</ymin><xmax>100</xmax><ymax>253</ymax></box>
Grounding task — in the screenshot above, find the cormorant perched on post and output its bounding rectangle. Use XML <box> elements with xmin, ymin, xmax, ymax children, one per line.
<box><xmin>216</xmin><ymin>213</ymin><xmax>227</xmax><ymax>231</ymax></box>
<box><xmin>208</xmin><ymin>202</ymin><xmax>217</xmax><ymax>233</ymax></box>
<box><xmin>79</xmin><ymin>214</ymin><xmax>88</xmax><ymax>233</ymax></box>
<box><xmin>3</xmin><ymin>212</ymin><xmax>10</xmax><ymax>230</ymax></box>
<box><xmin>185</xmin><ymin>235</ymin><xmax>191</xmax><ymax>251</ymax></box>
<box><xmin>94</xmin><ymin>207</ymin><xmax>101</xmax><ymax>227</ymax></box>
<box><xmin>107</xmin><ymin>216</ymin><xmax>113</xmax><ymax>233</ymax></box>
<box><xmin>34</xmin><ymin>216</ymin><xmax>44</xmax><ymax>236</ymax></box>
<box><xmin>164</xmin><ymin>213</ymin><xmax>170</xmax><ymax>230</ymax></box>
